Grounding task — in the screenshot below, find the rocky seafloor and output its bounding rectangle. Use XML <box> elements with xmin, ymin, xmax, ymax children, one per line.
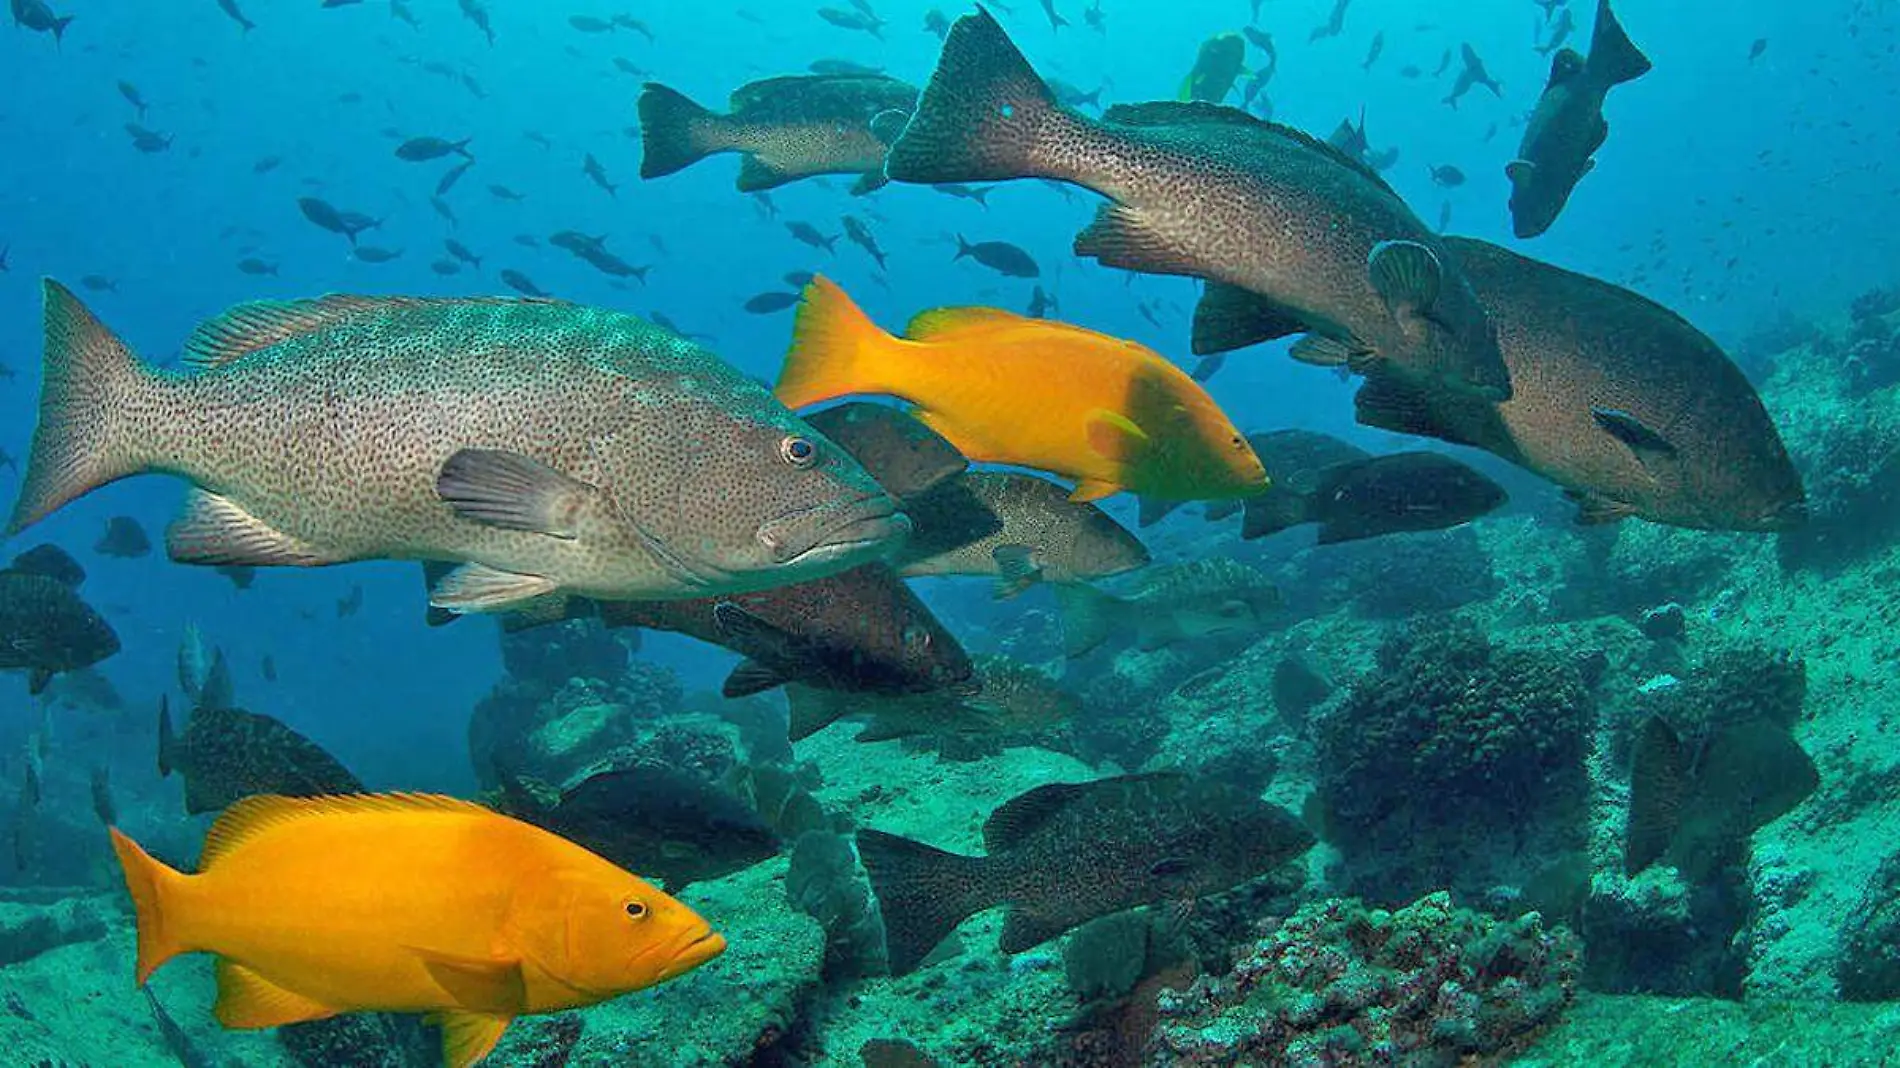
<box><xmin>7</xmin><ymin>290</ymin><xmax>1900</xmax><ymax>1066</ymax></box>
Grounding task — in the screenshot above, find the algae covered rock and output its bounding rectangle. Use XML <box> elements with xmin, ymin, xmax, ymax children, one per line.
<box><xmin>0</xmin><ymin>895</ymin><xmax>109</xmax><ymax>968</ymax></box>
<box><xmin>1152</xmin><ymin>892</ymin><xmax>1579</xmax><ymax>1066</ymax></box>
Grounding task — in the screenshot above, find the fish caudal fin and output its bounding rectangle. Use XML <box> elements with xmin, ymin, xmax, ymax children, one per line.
<box><xmin>775</xmin><ymin>277</ymin><xmax>897</xmax><ymax>410</ymax></box>
<box><xmin>9</xmin><ymin>281</ymin><xmax>161</xmax><ymax>535</ymax></box>
<box><xmin>108</xmin><ymin>826</ymin><xmax>189</xmax><ymax>986</ymax></box>
<box><xmin>637</xmin><ymin>83</ymin><xmax>720</xmax><ymax>179</ymax></box>
<box><xmin>885</xmin><ymin>8</ymin><xmax>1069</xmax><ymax>185</ymax></box>
<box><xmin>1587</xmin><ymin>0</ymin><xmax>1652</xmax><ymax>87</ymax></box>
<box><xmin>854</xmin><ymin>829</ymin><xmax>996</xmax><ymax>977</ymax></box>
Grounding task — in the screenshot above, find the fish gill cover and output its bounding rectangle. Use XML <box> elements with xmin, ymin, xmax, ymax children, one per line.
<box><xmin>0</xmin><ymin>0</ymin><xmax>1896</xmax><ymax>1066</ymax></box>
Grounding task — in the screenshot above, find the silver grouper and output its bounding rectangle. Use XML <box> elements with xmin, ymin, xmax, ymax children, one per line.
<box><xmin>8</xmin><ymin>282</ymin><xmax>910</xmax><ymax>612</ymax></box>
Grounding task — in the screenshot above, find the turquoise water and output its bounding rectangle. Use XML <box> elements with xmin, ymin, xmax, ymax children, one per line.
<box><xmin>2</xmin><ymin>1</ymin><xmax>1898</xmax><ymax>1065</ymax></box>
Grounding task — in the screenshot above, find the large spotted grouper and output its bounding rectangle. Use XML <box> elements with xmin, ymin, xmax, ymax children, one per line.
<box><xmin>7</xmin><ymin>282</ymin><xmax>910</xmax><ymax>613</ymax></box>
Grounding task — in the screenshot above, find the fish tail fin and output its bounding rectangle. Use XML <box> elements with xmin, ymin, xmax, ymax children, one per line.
<box><xmin>953</xmin><ymin>234</ymin><xmax>973</xmax><ymax>260</ymax></box>
<box><xmin>109</xmin><ymin>827</ymin><xmax>189</xmax><ymax>985</ymax></box>
<box><xmin>8</xmin><ymin>280</ymin><xmax>162</xmax><ymax>535</ymax></box>
<box><xmin>637</xmin><ymin>82</ymin><xmax>721</xmax><ymax>178</ymax></box>
<box><xmin>775</xmin><ymin>276</ymin><xmax>897</xmax><ymax>409</ymax></box>
<box><xmin>52</xmin><ymin>15</ymin><xmax>74</xmax><ymax>43</ymax></box>
<box><xmin>854</xmin><ymin>829</ymin><xmax>996</xmax><ymax>976</ymax></box>
<box><xmin>886</xmin><ymin>8</ymin><xmax>1075</xmax><ymax>184</ymax></box>
<box><xmin>156</xmin><ymin>696</ymin><xmax>177</xmax><ymax>778</ymax></box>
<box><xmin>1587</xmin><ymin>0</ymin><xmax>1651</xmax><ymax>86</ymax></box>
<box><xmin>453</xmin><ymin>138</ymin><xmax>473</xmax><ymax>158</ymax></box>
<box><xmin>1052</xmin><ymin>581</ymin><xmax>1117</xmax><ymax>658</ymax></box>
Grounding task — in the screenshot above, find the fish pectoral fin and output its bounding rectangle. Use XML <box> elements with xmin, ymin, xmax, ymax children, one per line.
<box><xmin>407</xmin><ymin>947</ymin><xmax>528</xmax><ymax>1016</ymax></box>
<box><xmin>1367</xmin><ymin>239</ymin><xmax>1445</xmax><ymax>317</ymax></box>
<box><xmin>1192</xmin><ymin>283</ymin><xmax>1308</xmax><ymax>356</ymax></box>
<box><xmin>435</xmin><ymin>448</ymin><xmax>600</xmax><ymax>539</ymax></box>
<box><xmin>990</xmin><ymin>545</ymin><xmax>1044</xmax><ymax>600</ymax></box>
<box><xmin>213</xmin><ymin>959</ymin><xmax>340</xmax><ymax>1029</ymax></box>
<box><xmin>27</xmin><ymin>668</ymin><xmax>52</xmax><ymax>695</ymax></box>
<box><xmin>723</xmin><ymin>659</ymin><xmax>792</xmax><ymax>698</ymax></box>
<box><xmin>429</xmin><ymin>1011</ymin><xmax>514</xmax><ymax>1068</ymax></box>
<box><xmin>1589</xmin><ymin>406</ymin><xmax>1678</xmax><ymax>460</ymax></box>
<box><xmin>1074</xmin><ymin>204</ymin><xmax>1184</xmax><ymax>275</ymax></box>
<box><xmin>429</xmin><ymin>563</ymin><xmax>561</xmax><ymax>614</ymax></box>
<box><xmin>1288</xmin><ymin>334</ymin><xmax>1361</xmax><ymax>369</ymax></box>
<box><xmin>1084</xmin><ymin>409</ymin><xmax>1150</xmax><ymax>463</ymax></box>
<box><xmin>168</xmin><ymin>489</ymin><xmax>340</xmax><ymax>567</ymax></box>
<box><xmin>1505</xmin><ymin>159</ymin><xmax>1536</xmax><ymax>185</ymax></box>
<box><xmin>1568</xmin><ymin>490</ymin><xmax>1637</xmax><ymax>526</ymax></box>
<box><xmin>1068</xmin><ymin>479</ymin><xmax>1122</xmax><ymax>503</ymax></box>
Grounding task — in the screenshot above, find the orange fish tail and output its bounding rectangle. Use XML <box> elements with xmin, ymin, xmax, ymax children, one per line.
<box><xmin>109</xmin><ymin>826</ymin><xmax>189</xmax><ymax>985</ymax></box>
<box><xmin>775</xmin><ymin>277</ymin><xmax>895</xmax><ymax>409</ymax></box>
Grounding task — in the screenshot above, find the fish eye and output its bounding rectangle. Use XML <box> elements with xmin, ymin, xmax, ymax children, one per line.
<box><xmin>625</xmin><ymin>901</ymin><xmax>649</xmax><ymax>920</ymax></box>
<box><xmin>780</xmin><ymin>435</ymin><xmax>818</xmax><ymax>468</ymax></box>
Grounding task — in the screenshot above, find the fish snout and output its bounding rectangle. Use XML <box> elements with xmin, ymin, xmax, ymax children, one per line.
<box><xmin>755</xmin><ymin>492</ymin><xmax>910</xmax><ymax>568</ymax></box>
<box><xmin>659</xmin><ymin>927</ymin><xmax>727</xmax><ymax>981</ymax></box>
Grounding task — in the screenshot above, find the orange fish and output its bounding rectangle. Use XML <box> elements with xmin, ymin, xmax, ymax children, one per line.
<box><xmin>775</xmin><ymin>277</ymin><xmax>1268</xmax><ymax>503</ymax></box>
<box><xmin>109</xmin><ymin>792</ymin><xmax>725</xmax><ymax>1068</ymax></box>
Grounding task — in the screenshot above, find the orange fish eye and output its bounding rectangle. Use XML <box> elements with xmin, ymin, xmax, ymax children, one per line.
<box><xmin>625</xmin><ymin>900</ymin><xmax>649</xmax><ymax>920</ymax></box>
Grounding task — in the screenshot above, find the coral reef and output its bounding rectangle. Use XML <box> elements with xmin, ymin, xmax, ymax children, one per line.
<box><xmin>1284</xmin><ymin>527</ymin><xmax>1499</xmax><ymax>619</ymax></box>
<box><xmin>1151</xmin><ymin>892</ymin><xmax>1580</xmax><ymax>1066</ymax></box>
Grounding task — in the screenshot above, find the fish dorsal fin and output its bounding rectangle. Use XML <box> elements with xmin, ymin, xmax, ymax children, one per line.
<box><xmin>199</xmin><ymin>792</ymin><xmax>493</xmax><ymax>870</ymax></box>
<box><xmin>1104</xmin><ymin>100</ymin><xmax>1266</xmax><ymax>131</ymax></box>
<box><xmin>982</xmin><ymin>780</ymin><xmax>1089</xmax><ymax>851</ymax></box>
<box><xmin>183</xmin><ymin>295</ymin><xmax>413</xmax><ymax>369</ymax></box>
<box><xmin>904</xmin><ymin>305</ymin><xmax>1031</xmax><ymax>340</ymax></box>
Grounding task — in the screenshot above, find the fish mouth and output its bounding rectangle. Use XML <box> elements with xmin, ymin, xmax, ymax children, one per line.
<box><xmin>756</xmin><ymin>493</ymin><xmax>911</xmax><ymax>567</ymax></box>
<box><xmin>659</xmin><ymin>929</ymin><xmax>727</xmax><ymax>980</ymax></box>
<box><xmin>1757</xmin><ymin>497</ymin><xmax>1809</xmax><ymax>531</ymax></box>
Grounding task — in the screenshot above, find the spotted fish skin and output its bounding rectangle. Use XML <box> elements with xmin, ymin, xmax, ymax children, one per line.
<box><xmin>639</xmin><ymin>75</ymin><xmax>917</xmax><ymax>193</ymax></box>
<box><xmin>8</xmin><ymin>283</ymin><xmax>906</xmax><ymax>609</ymax></box>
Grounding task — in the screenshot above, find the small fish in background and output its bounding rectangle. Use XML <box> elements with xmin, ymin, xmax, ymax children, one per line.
<box><xmin>1052</xmin><ymin>557</ymin><xmax>1278</xmax><ymax>658</ymax></box>
<box><xmin>444</xmin><ymin>238</ymin><xmax>483</xmax><ymax>269</ymax></box>
<box><xmin>395</xmin><ymin>136</ymin><xmax>471</xmax><ymax>162</ymax></box>
<box><xmin>489</xmin><ymin>183</ymin><xmax>526</xmax><ymax>200</ymax></box>
<box><xmin>818</xmin><ymin>4</ymin><xmax>885</xmax><ymax>39</ymax></box>
<box><xmin>923</xmin><ymin>8</ymin><xmax>949</xmax><ymax>39</ymax></box>
<box><xmin>1362</xmin><ymin>30</ymin><xmax>1385</xmax><ymax>70</ymax></box>
<box><xmin>1179</xmin><ymin>33</ymin><xmax>1246</xmax><ymax>102</ymax></box>
<box><xmin>857</xmin><ymin>773</ymin><xmax>1314</xmax><ymax>976</ymax></box>
<box><xmin>108</xmin><ymin>793</ymin><xmax>725</xmax><ymax>1068</ymax></box>
<box><xmin>0</xmin><ymin>544</ymin><xmax>120</xmax><ymax>694</ymax></box>
<box><xmin>612</xmin><ymin>56</ymin><xmax>648</xmax><ymax>78</ymax></box>
<box><xmin>158</xmin><ymin>694</ymin><xmax>364</xmax><ymax>815</ymax></box>
<box><xmin>117</xmin><ymin>80</ymin><xmax>149</xmax><ymax>119</ymax></box>
<box><xmin>1443</xmin><ymin>43</ymin><xmax>1504</xmax><ymax>108</ymax></box>
<box><xmin>251</xmin><ymin>155</ymin><xmax>282</xmax><ymax>174</ymax></box>
<box><xmin>568</xmin><ymin>14</ymin><xmax>614</xmax><ymax>33</ymax></box>
<box><xmin>1535</xmin><ymin>0</ymin><xmax>1569</xmax><ymax>19</ymax></box>
<box><xmin>582</xmin><ymin>151</ymin><xmax>618</xmax><ymax>196</ymax></box>
<box><xmin>80</xmin><ymin>274</ymin><xmax>119</xmax><ymax>293</ymax></box>
<box><xmin>297</xmin><ymin>196</ymin><xmax>380</xmax><ymax>246</ymax></box>
<box><xmin>94</xmin><ymin>515</ymin><xmax>153</xmax><ymax>558</ymax></box>
<box><xmin>953</xmin><ymin>235</ymin><xmax>1038</xmax><ymax>278</ymax></box>
<box><xmin>389</xmin><ymin>0</ymin><xmax>418</xmax><ymax>28</ymax></box>
<box><xmin>786</xmin><ymin>653</ymin><xmax>1079</xmax><ymax>743</ymax></box>
<box><xmin>745</xmin><ymin>291</ymin><xmax>801</xmax><ymax>314</ymax></box>
<box><xmin>260</xmin><ymin>654</ymin><xmax>276</xmax><ymax>683</ymax></box>
<box><xmin>1309</xmin><ymin>0</ymin><xmax>1350</xmax><ymax>41</ymax></box>
<box><xmin>637</xmin><ymin>75</ymin><xmax>916</xmax><ymax>195</ymax></box>
<box><xmin>1432</xmin><ymin>46</ymin><xmax>1453</xmax><ymax>75</ymax></box>
<box><xmin>124</xmin><ymin>123</ymin><xmax>173</xmax><ymax>153</ymax></box>
<box><xmin>495</xmin><ymin>765</ymin><xmax>782</xmax><ymax>892</ymax></box>
<box><xmin>499</xmin><ymin>268</ymin><xmax>548</xmax><ymax>296</ymax></box>
<box><xmin>1048</xmin><ymin>78</ymin><xmax>1102</xmax><ymax>110</ymax></box>
<box><xmin>457</xmin><ymin>0</ymin><xmax>495</xmax><ymax>45</ymax></box>
<box><xmin>1748</xmin><ymin>37</ymin><xmax>1767</xmax><ymax>62</ymax></box>
<box><xmin>336</xmin><ymin>583</ymin><xmax>363</xmax><ymax>618</ymax></box>
<box><xmin>0</xmin><ymin>243</ymin><xmax>9</xmax><ymax>271</ymax></box>
<box><xmin>236</xmin><ymin>257</ymin><xmax>279</xmax><ymax>276</ymax></box>
<box><xmin>1083</xmin><ymin>0</ymin><xmax>1104</xmax><ymax>33</ymax></box>
<box><xmin>1508</xmin><ymin>0</ymin><xmax>1652</xmax><ymax>238</ymax></box>
<box><xmin>1036</xmin><ymin>0</ymin><xmax>1066</xmax><ymax>31</ymax></box>
<box><xmin>435</xmin><ymin>159</ymin><xmax>475</xmax><ymax>196</ymax></box>
<box><xmin>611</xmin><ymin>12</ymin><xmax>654</xmax><ymax>39</ymax></box>
<box><xmin>1537</xmin><ymin>7</ymin><xmax>1576</xmax><ymax>55</ymax></box>
<box><xmin>786</xmin><ymin>220</ymin><xmax>839</xmax><ymax>253</ymax></box>
<box><xmin>12</xmin><ymin>0</ymin><xmax>74</xmax><ymax>45</ymax></box>
<box><xmin>842</xmin><ymin>215</ymin><xmax>889</xmax><ymax>269</ymax></box>
<box><xmin>1025</xmin><ymin>285</ymin><xmax>1057</xmax><ymax>319</ymax></box>
<box><xmin>1429</xmin><ymin>163</ymin><xmax>1467</xmax><ymax>188</ymax></box>
<box><xmin>776</xmin><ymin>277</ymin><xmax>1266</xmax><ymax>503</ymax></box>
<box><xmin>90</xmin><ymin>765</ymin><xmax>117</xmax><ymax>826</ymax></box>
<box><xmin>352</xmin><ymin>244</ymin><xmax>404</xmax><ymax>263</ymax></box>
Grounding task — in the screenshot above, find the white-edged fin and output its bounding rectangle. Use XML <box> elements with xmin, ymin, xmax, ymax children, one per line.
<box><xmin>1368</xmin><ymin>239</ymin><xmax>1444</xmax><ymax>316</ymax></box>
<box><xmin>430</xmin><ymin>563</ymin><xmax>560</xmax><ymax>613</ymax></box>
<box><xmin>435</xmin><ymin>448</ymin><xmax>597</xmax><ymax>539</ymax></box>
<box><xmin>167</xmin><ymin>489</ymin><xmax>339</xmax><ymax>567</ymax></box>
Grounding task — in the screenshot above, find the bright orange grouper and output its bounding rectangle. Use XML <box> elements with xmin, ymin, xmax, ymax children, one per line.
<box><xmin>774</xmin><ymin>276</ymin><xmax>1269</xmax><ymax>503</ymax></box>
<box><xmin>109</xmin><ymin>792</ymin><xmax>726</xmax><ymax>1068</ymax></box>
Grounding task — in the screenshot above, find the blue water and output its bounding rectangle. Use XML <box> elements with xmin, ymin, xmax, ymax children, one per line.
<box><xmin>2</xmin><ymin>0</ymin><xmax>1897</xmax><ymax>1063</ymax></box>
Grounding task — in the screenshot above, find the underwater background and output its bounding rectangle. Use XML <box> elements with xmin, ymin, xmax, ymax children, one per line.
<box><xmin>3</xmin><ymin>0</ymin><xmax>1900</xmax><ymax>1064</ymax></box>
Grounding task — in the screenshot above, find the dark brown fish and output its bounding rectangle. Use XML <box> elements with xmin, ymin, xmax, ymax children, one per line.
<box><xmin>898</xmin><ymin>471</ymin><xmax>1149</xmax><ymax>596</ymax></box>
<box><xmin>858</xmin><ymin>773</ymin><xmax>1313</xmax><ymax>975</ymax></box>
<box><xmin>156</xmin><ymin>695</ymin><xmax>362</xmax><ymax>815</ymax></box>
<box><xmin>10</xmin><ymin>542</ymin><xmax>86</xmax><ymax>587</ymax></box>
<box><xmin>638</xmin><ymin>75</ymin><xmax>917</xmax><ymax>194</ymax></box>
<box><xmin>802</xmin><ymin>402</ymin><xmax>968</xmax><ymax>500</ymax></box>
<box><xmin>1230</xmin><ymin>441</ymin><xmax>1507</xmax><ymax>543</ymax></box>
<box><xmin>1352</xmin><ymin>238</ymin><xmax>1805</xmax><ymax>531</ymax></box>
<box><xmin>95</xmin><ymin>515</ymin><xmax>152</xmax><ymax>557</ymax></box>
<box><xmin>496</xmin><ymin>765</ymin><xmax>780</xmax><ymax>892</ymax></box>
<box><xmin>0</xmin><ymin>551</ymin><xmax>119</xmax><ymax>693</ymax></box>
<box><xmin>886</xmin><ymin>10</ymin><xmax>1508</xmax><ymax>402</ymax></box>
<box><xmin>1624</xmin><ymin>713</ymin><xmax>1817</xmax><ymax>880</ymax></box>
<box><xmin>786</xmin><ymin>654</ymin><xmax>1078</xmax><ymax>743</ymax></box>
<box><xmin>1508</xmin><ymin>0</ymin><xmax>1652</xmax><ymax>238</ymax></box>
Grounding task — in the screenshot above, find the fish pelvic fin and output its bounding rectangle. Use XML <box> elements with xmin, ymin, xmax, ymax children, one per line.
<box><xmin>432</xmin><ymin>1011</ymin><xmax>514</xmax><ymax>1068</ymax></box>
<box><xmin>885</xmin><ymin>8</ymin><xmax>1071</xmax><ymax>185</ymax></box>
<box><xmin>9</xmin><ymin>281</ymin><xmax>165</xmax><ymax>535</ymax></box>
<box><xmin>637</xmin><ymin>83</ymin><xmax>723</xmax><ymax>179</ymax></box>
<box><xmin>775</xmin><ymin>277</ymin><xmax>899</xmax><ymax>409</ymax></box>
<box><xmin>854</xmin><ymin>828</ymin><xmax>996</xmax><ymax>977</ymax></box>
<box><xmin>108</xmin><ymin>826</ymin><xmax>190</xmax><ymax>986</ymax></box>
